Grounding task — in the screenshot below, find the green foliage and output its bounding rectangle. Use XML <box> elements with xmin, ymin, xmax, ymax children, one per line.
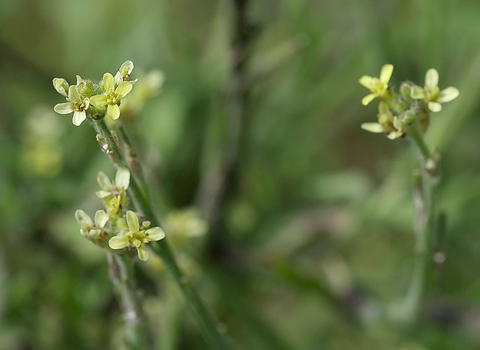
<box><xmin>2</xmin><ymin>0</ymin><xmax>480</xmax><ymax>349</ymax></box>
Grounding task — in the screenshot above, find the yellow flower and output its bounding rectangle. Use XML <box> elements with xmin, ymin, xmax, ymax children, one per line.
<box><xmin>109</xmin><ymin>211</ymin><xmax>165</xmax><ymax>261</ymax></box>
<box><xmin>96</xmin><ymin>167</ymin><xmax>130</xmax><ymax>219</ymax></box>
<box><xmin>114</xmin><ymin>60</ymin><xmax>136</xmax><ymax>85</ymax></box>
<box><xmin>359</xmin><ymin>64</ymin><xmax>394</xmax><ymax>105</ymax></box>
<box><xmin>53</xmin><ymin>85</ymin><xmax>90</xmax><ymax>126</ymax></box>
<box><xmin>410</xmin><ymin>68</ymin><xmax>459</xmax><ymax>112</ymax></box>
<box><xmin>52</xmin><ymin>78</ymin><xmax>69</xmax><ymax>97</ymax></box>
<box><xmin>90</xmin><ymin>73</ymin><xmax>133</xmax><ymax>120</ymax></box>
<box><xmin>75</xmin><ymin>209</ymin><xmax>109</xmax><ymax>245</ymax></box>
<box><xmin>361</xmin><ymin>102</ymin><xmax>405</xmax><ymax>140</ymax></box>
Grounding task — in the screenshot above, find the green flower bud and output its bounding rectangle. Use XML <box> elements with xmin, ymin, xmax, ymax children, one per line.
<box><xmin>53</xmin><ymin>78</ymin><xmax>69</xmax><ymax>97</ymax></box>
<box><xmin>400</xmin><ymin>81</ymin><xmax>413</xmax><ymax>97</ymax></box>
<box><xmin>76</xmin><ymin>78</ymin><xmax>94</xmax><ymax>98</ymax></box>
<box><xmin>401</xmin><ymin>111</ymin><xmax>415</xmax><ymax>126</ymax></box>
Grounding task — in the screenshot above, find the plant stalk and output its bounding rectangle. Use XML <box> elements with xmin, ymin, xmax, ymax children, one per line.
<box><xmin>396</xmin><ymin>123</ymin><xmax>439</xmax><ymax>322</ymax></box>
<box><xmin>107</xmin><ymin>253</ymin><xmax>148</xmax><ymax>350</ymax></box>
<box><xmin>91</xmin><ymin>117</ymin><xmax>231</xmax><ymax>349</ymax></box>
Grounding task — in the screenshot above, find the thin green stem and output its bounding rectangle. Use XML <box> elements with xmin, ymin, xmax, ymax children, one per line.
<box><xmin>91</xmin><ymin>117</ymin><xmax>231</xmax><ymax>349</ymax></box>
<box><xmin>107</xmin><ymin>253</ymin><xmax>148</xmax><ymax>350</ymax></box>
<box><xmin>393</xmin><ymin>123</ymin><xmax>438</xmax><ymax>322</ymax></box>
<box><xmin>117</xmin><ymin>123</ymin><xmax>149</xmax><ymax>195</ymax></box>
<box><xmin>407</xmin><ymin>123</ymin><xmax>431</xmax><ymax>160</ymax></box>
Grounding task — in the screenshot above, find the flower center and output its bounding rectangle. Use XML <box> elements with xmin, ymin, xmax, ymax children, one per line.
<box><xmin>371</xmin><ymin>78</ymin><xmax>387</xmax><ymax>94</ymax></box>
<box><xmin>106</xmin><ymin>92</ymin><xmax>119</xmax><ymax>105</ymax></box>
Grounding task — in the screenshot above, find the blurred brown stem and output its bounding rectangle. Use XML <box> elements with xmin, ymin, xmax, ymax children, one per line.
<box><xmin>195</xmin><ymin>0</ymin><xmax>255</xmax><ymax>229</ymax></box>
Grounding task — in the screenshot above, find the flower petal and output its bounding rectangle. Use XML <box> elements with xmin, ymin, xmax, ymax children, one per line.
<box><xmin>115</xmin><ymin>81</ymin><xmax>133</xmax><ymax>98</ymax></box>
<box><xmin>72</xmin><ymin>110</ymin><xmax>86</xmax><ymax>126</ymax></box>
<box><xmin>425</xmin><ymin>68</ymin><xmax>439</xmax><ymax>90</ymax></box>
<box><xmin>75</xmin><ymin>209</ymin><xmax>93</xmax><ymax>226</ymax></box>
<box><xmin>438</xmin><ymin>87</ymin><xmax>459</xmax><ymax>103</ymax></box>
<box><xmin>95</xmin><ymin>210</ymin><xmax>109</xmax><ymax>228</ymax></box>
<box><xmin>361</xmin><ymin>93</ymin><xmax>377</xmax><ymax>106</ymax></box>
<box><xmin>103</xmin><ymin>73</ymin><xmax>115</xmax><ymax>92</ymax></box>
<box><xmin>119</xmin><ymin>60</ymin><xmax>134</xmax><ymax>77</ymax></box>
<box><xmin>380</xmin><ymin>64</ymin><xmax>394</xmax><ymax>83</ymax></box>
<box><xmin>115</xmin><ymin>167</ymin><xmax>130</xmax><ymax>190</ymax></box>
<box><xmin>114</xmin><ymin>72</ymin><xmax>123</xmax><ymax>86</ymax></box>
<box><xmin>126</xmin><ymin>210</ymin><xmax>140</xmax><ymax>232</ymax></box>
<box><xmin>410</xmin><ymin>86</ymin><xmax>426</xmax><ymax>99</ymax></box>
<box><xmin>361</xmin><ymin>123</ymin><xmax>384</xmax><ymax>133</ymax></box>
<box><xmin>145</xmin><ymin>227</ymin><xmax>166</xmax><ymax>241</ymax></box>
<box><xmin>109</xmin><ymin>235</ymin><xmax>130</xmax><ymax>249</ymax></box>
<box><xmin>89</xmin><ymin>229</ymin><xmax>100</xmax><ymax>236</ymax></box>
<box><xmin>90</xmin><ymin>94</ymin><xmax>108</xmax><ymax>107</ymax></box>
<box><xmin>393</xmin><ymin>117</ymin><xmax>403</xmax><ymax>130</ymax></box>
<box><xmin>136</xmin><ymin>245</ymin><xmax>149</xmax><ymax>261</ymax></box>
<box><xmin>53</xmin><ymin>78</ymin><xmax>69</xmax><ymax>97</ymax></box>
<box><xmin>54</xmin><ymin>102</ymin><xmax>75</xmax><ymax>114</ymax></box>
<box><xmin>68</xmin><ymin>85</ymin><xmax>81</xmax><ymax>102</ymax></box>
<box><xmin>428</xmin><ymin>102</ymin><xmax>442</xmax><ymax>112</ymax></box>
<box><xmin>107</xmin><ymin>104</ymin><xmax>120</xmax><ymax>120</ymax></box>
<box><xmin>387</xmin><ymin>131</ymin><xmax>403</xmax><ymax>140</ymax></box>
<box><xmin>96</xmin><ymin>190</ymin><xmax>111</xmax><ymax>198</ymax></box>
<box><xmin>358</xmin><ymin>75</ymin><xmax>373</xmax><ymax>88</ymax></box>
<box><xmin>97</xmin><ymin>171</ymin><xmax>112</xmax><ymax>191</ymax></box>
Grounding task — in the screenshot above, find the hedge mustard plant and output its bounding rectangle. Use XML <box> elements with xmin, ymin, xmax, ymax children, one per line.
<box><xmin>359</xmin><ymin>64</ymin><xmax>459</xmax><ymax>322</ymax></box>
<box><xmin>52</xmin><ymin>61</ymin><xmax>231</xmax><ymax>349</ymax></box>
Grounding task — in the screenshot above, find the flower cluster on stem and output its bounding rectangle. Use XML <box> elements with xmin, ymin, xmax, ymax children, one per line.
<box><xmin>74</xmin><ymin>167</ymin><xmax>165</xmax><ymax>261</ymax></box>
<box><xmin>359</xmin><ymin>64</ymin><xmax>459</xmax><ymax>140</ymax></box>
<box><xmin>53</xmin><ymin>61</ymin><xmax>136</xmax><ymax>126</ymax></box>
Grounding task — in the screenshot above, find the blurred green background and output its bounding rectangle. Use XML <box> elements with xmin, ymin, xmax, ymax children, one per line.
<box><xmin>2</xmin><ymin>0</ymin><xmax>480</xmax><ymax>349</ymax></box>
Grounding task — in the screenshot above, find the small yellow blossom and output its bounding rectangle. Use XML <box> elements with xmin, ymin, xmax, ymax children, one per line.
<box><xmin>75</xmin><ymin>209</ymin><xmax>109</xmax><ymax>245</ymax></box>
<box><xmin>96</xmin><ymin>167</ymin><xmax>130</xmax><ymax>219</ymax></box>
<box><xmin>109</xmin><ymin>211</ymin><xmax>165</xmax><ymax>261</ymax></box>
<box><xmin>361</xmin><ymin>102</ymin><xmax>405</xmax><ymax>140</ymax></box>
<box><xmin>53</xmin><ymin>85</ymin><xmax>90</xmax><ymax>126</ymax></box>
<box><xmin>90</xmin><ymin>73</ymin><xmax>133</xmax><ymax>120</ymax></box>
<box><xmin>410</xmin><ymin>68</ymin><xmax>459</xmax><ymax>112</ymax></box>
<box><xmin>53</xmin><ymin>78</ymin><xmax>69</xmax><ymax>97</ymax></box>
<box><xmin>114</xmin><ymin>60</ymin><xmax>136</xmax><ymax>85</ymax></box>
<box><xmin>359</xmin><ymin>64</ymin><xmax>394</xmax><ymax>105</ymax></box>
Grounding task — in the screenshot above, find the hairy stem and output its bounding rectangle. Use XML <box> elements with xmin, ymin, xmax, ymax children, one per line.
<box><xmin>107</xmin><ymin>253</ymin><xmax>148</xmax><ymax>350</ymax></box>
<box><xmin>395</xmin><ymin>123</ymin><xmax>439</xmax><ymax>322</ymax></box>
<box><xmin>91</xmin><ymin>117</ymin><xmax>231</xmax><ymax>349</ymax></box>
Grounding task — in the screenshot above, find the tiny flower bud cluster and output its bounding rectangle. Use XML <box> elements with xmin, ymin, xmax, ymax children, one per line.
<box><xmin>74</xmin><ymin>167</ymin><xmax>165</xmax><ymax>261</ymax></box>
<box><xmin>53</xmin><ymin>61</ymin><xmax>136</xmax><ymax>126</ymax></box>
<box><xmin>359</xmin><ymin>65</ymin><xmax>459</xmax><ymax>140</ymax></box>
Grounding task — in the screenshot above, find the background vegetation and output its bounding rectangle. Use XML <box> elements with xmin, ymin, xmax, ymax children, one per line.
<box><xmin>2</xmin><ymin>0</ymin><xmax>480</xmax><ymax>349</ymax></box>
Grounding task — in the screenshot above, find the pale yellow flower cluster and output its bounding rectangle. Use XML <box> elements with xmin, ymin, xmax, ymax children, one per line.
<box><xmin>53</xmin><ymin>61</ymin><xmax>136</xmax><ymax>126</ymax></box>
<box><xmin>359</xmin><ymin>64</ymin><xmax>459</xmax><ymax>140</ymax></box>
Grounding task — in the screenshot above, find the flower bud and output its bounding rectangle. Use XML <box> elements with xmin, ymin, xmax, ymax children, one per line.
<box><xmin>400</xmin><ymin>81</ymin><xmax>413</xmax><ymax>97</ymax></box>
<box><xmin>53</xmin><ymin>78</ymin><xmax>69</xmax><ymax>97</ymax></box>
<box><xmin>76</xmin><ymin>79</ymin><xmax>94</xmax><ymax>98</ymax></box>
<box><xmin>401</xmin><ymin>111</ymin><xmax>415</xmax><ymax>126</ymax></box>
